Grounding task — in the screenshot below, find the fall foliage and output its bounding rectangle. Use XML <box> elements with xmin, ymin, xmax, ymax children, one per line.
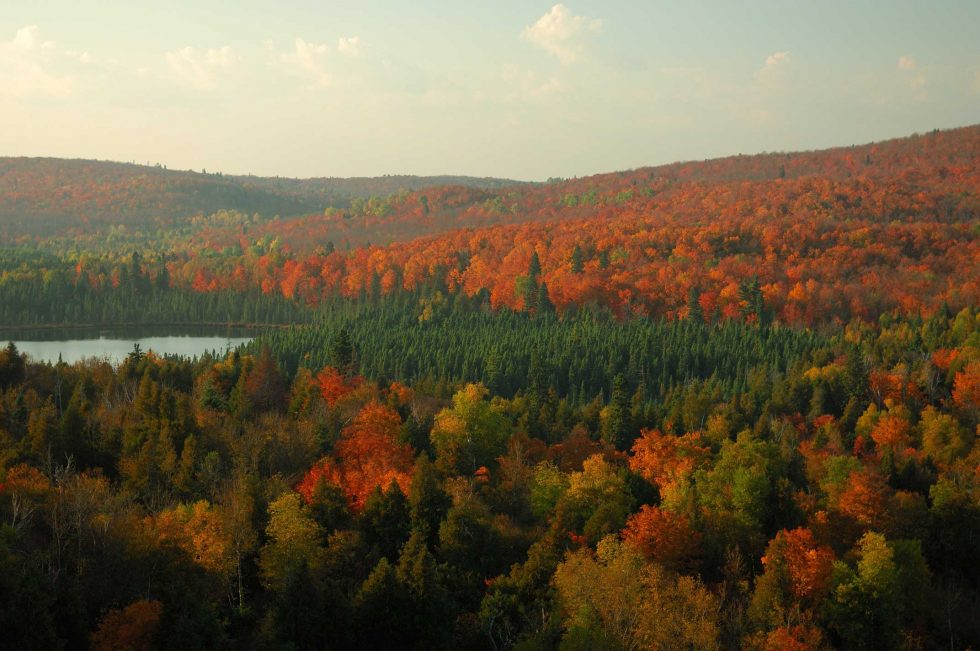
<box><xmin>0</xmin><ymin>125</ymin><xmax>978</xmax><ymax>649</ymax></box>
<box><xmin>298</xmin><ymin>399</ymin><xmax>413</xmax><ymax>510</ymax></box>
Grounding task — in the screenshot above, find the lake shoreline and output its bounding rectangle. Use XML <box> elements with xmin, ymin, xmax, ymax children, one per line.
<box><xmin>9</xmin><ymin>329</ymin><xmax>258</xmax><ymax>365</ymax></box>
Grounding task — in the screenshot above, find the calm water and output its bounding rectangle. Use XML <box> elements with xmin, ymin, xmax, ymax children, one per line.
<box><xmin>3</xmin><ymin>327</ymin><xmax>255</xmax><ymax>365</ymax></box>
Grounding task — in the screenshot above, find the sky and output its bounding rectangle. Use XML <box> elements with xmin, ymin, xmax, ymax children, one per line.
<box><xmin>2</xmin><ymin>1</ymin><xmax>979</xmax><ymax>181</ymax></box>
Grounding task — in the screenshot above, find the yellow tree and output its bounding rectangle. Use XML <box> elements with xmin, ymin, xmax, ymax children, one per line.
<box><xmin>430</xmin><ymin>384</ymin><xmax>510</xmax><ymax>475</ymax></box>
<box><xmin>553</xmin><ymin>535</ymin><xmax>720</xmax><ymax>650</ymax></box>
<box><xmin>259</xmin><ymin>492</ymin><xmax>324</xmax><ymax>591</ymax></box>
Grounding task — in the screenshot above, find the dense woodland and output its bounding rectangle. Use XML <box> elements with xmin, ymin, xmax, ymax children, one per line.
<box><xmin>1</xmin><ymin>305</ymin><xmax>978</xmax><ymax>649</ymax></box>
<box><xmin>0</xmin><ymin>126</ymin><xmax>979</xmax><ymax>649</ymax></box>
<box><xmin>0</xmin><ymin>157</ymin><xmax>522</xmax><ymax>237</ymax></box>
<box><xmin>2</xmin><ymin>127</ymin><xmax>977</xmax><ymax>329</ymax></box>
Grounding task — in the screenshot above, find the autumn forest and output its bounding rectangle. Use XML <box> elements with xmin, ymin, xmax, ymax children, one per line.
<box><xmin>1</xmin><ymin>125</ymin><xmax>979</xmax><ymax>651</ymax></box>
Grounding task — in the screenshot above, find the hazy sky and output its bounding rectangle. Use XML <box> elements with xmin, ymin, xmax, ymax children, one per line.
<box><xmin>2</xmin><ymin>1</ymin><xmax>979</xmax><ymax>180</ymax></box>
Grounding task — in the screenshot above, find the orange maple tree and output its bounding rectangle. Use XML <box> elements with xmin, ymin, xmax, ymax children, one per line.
<box><xmin>628</xmin><ymin>429</ymin><xmax>710</xmax><ymax>491</ymax></box>
<box><xmin>90</xmin><ymin>599</ymin><xmax>163</xmax><ymax>651</ymax></box>
<box><xmin>298</xmin><ymin>401</ymin><xmax>413</xmax><ymax>510</ymax></box>
<box><xmin>763</xmin><ymin>528</ymin><xmax>836</xmax><ymax>603</ymax></box>
<box><xmin>316</xmin><ymin>365</ymin><xmax>361</xmax><ymax>408</ymax></box>
<box><xmin>622</xmin><ymin>504</ymin><xmax>701</xmax><ymax>571</ymax></box>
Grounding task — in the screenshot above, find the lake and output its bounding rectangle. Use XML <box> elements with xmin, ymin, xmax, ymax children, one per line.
<box><xmin>2</xmin><ymin>326</ymin><xmax>255</xmax><ymax>365</ymax></box>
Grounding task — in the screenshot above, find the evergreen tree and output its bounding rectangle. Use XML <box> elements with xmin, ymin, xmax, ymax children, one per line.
<box><xmin>600</xmin><ymin>374</ymin><xmax>631</xmax><ymax>449</ymax></box>
<box><xmin>271</xmin><ymin>560</ymin><xmax>351</xmax><ymax>650</ymax></box>
<box><xmin>0</xmin><ymin>342</ymin><xmax>26</xmax><ymax>389</ymax></box>
<box><xmin>396</xmin><ymin>531</ymin><xmax>453</xmax><ymax>649</ymax></box>
<box><xmin>536</xmin><ymin>282</ymin><xmax>555</xmax><ymax>316</ymax></box>
<box><xmin>687</xmin><ymin>286</ymin><xmax>704</xmax><ymax>324</ymax></box>
<box><xmin>354</xmin><ymin>558</ymin><xmax>413</xmax><ymax>647</ymax></box>
<box><xmin>528</xmin><ymin>251</ymin><xmax>541</xmax><ymax>279</ymax></box>
<box><xmin>570</xmin><ymin>245</ymin><xmax>584</xmax><ymax>274</ymax></box>
<box><xmin>228</xmin><ymin>372</ymin><xmax>252</xmax><ymax>420</ymax></box>
<box><xmin>738</xmin><ymin>277</ymin><xmax>770</xmax><ymax>326</ymax></box>
<box><xmin>408</xmin><ymin>455</ymin><xmax>451</xmax><ymax>546</ymax></box>
<box><xmin>358</xmin><ymin>481</ymin><xmax>411</xmax><ymax>561</ymax></box>
<box><xmin>330</xmin><ymin>327</ymin><xmax>356</xmax><ymax>376</ymax></box>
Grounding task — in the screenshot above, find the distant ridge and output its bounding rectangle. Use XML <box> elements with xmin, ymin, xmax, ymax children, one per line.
<box><xmin>0</xmin><ymin>156</ymin><xmax>527</xmax><ymax>234</ymax></box>
<box><xmin>2</xmin><ymin>124</ymin><xmax>977</xmax><ymax>240</ymax></box>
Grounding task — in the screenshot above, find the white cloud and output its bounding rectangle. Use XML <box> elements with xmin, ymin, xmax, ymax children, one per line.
<box><xmin>10</xmin><ymin>25</ymin><xmax>55</xmax><ymax>51</ymax></box>
<box><xmin>522</xmin><ymin>4</ymin><xmax>602</xmax><ymax>64</ymax></box>
<box><xmin>64</xmin><ymin>50</ymin><xmax>94</xmax><ymax>64</ymax></box>
<box><xmin>501</xmin><ymin>65</ymin><xmax>562</xmax><ymax>101</ymax></box>
<box><xmin>0</xmin><ymin>26</ymin><xmax>73</xmax><ymax>98</ymax></box>
<box><xmin>896</xmin><ymin>55</ymin><xmax>925</xmax><ymax>90</ymax></box>
<box><xmin>763</xmin><ymin>51</ymin><xmax>790</xmax><ymax>69</ymax></box>
<box><xmin>756</xmin><ymin>51</ymin><xmax>791</xmax><ymax>82</ymax></box>
<box><xmin>337</xmin><ymin>36</ymin><xmax>361</xmax><ymax>58</ymax></box>
<box><xmin>276</xmin><ymin>37</ymin><xmax>332</xmax><ymax>87</ymax></box>
<box><xmin>166</xmin><ymin>45</ymin><xmax>237</xmax><ymax>90</ymax></box>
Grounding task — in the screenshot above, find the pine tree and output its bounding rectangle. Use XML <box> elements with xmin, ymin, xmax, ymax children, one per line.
<box><xmin>484</xmin><ymin>348</ymin><xmax>505</xmax><ymax>396</ymax></box>
<box><xmin>528</xmin><ymin>251</ymin><xmax>541</xmax><ymax>279</ymax></box>
<box><xmin>395</xmin><ymin>531</ymin><xmax>453</xmax><ymax>648</ymax></box>
<box><xmin>359</xmin><ymin>481</ymin><xmax>411</xmax><ymax>561</ymax></box>
<box><xmin>0</xmin><ymin>342</ymin><xmax>26</xmax><ymax>389</ymax></box>
<box><xmin>199</xmin><ymin>376</ymin><xmax>225</xmax><ymax>411</ymax></box>
<box><xmin>687</xmin><ymin>287</ymin><xmax>704</xmax><ymax>325</ymax></box>
<box><xmin>570</xmin><ymin>245</ymin><xmax>584</xmax><ymax>274</ymax></box>
<box><xmin>228</xmin><ymin>371</ymin><xmax>252</xmax><ymax>420</ymax></box>
<box><xmin>600</xmin><ymin>374</ymin><xmax>631</xmax><ymax>449</ymax></box>
<box><xmin>330</xmin><ymin>327</ymin><xmax>356</xmax><ymax>377</ymax></box>
<box><xmin>354</xmin><ymin>558</ymin><xmax>412</xmax><ymax>647</ymax></box>
<box><xmin>408</xmin><ymin>455</ymin><xmax>451</xmax><ymax>546</ymax></box>
<box><xmin>536</xmin><ymin>282</ymin><xmax>555</xmax><ymax>315</ymax></box>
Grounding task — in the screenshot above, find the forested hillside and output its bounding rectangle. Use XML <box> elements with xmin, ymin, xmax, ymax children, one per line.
<box><xmin>0</xmin><ymin>157</ymin><xmax>524</xmax><ymax>237</ymax></box>
<box><xmin>194</xmin><ymin>125</ymin><xmax>975</xmax><ymax>325</ymax></box>
<box><xmin>3</xmin><ymin>126</ymin><xmax>976</xmax><ymax>329</ymax></box>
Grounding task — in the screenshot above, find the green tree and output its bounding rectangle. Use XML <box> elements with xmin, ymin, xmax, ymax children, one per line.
<box><xmin>687</xmin><ymin>287</ymin><xmax>704</xmax><ymax>324</ymax></box>
<box><xmin>557</xmin><ymin>455</ymin><xmax>635</xmax><ymax>544</ymax></box>
<box><xmin>330</xmin><ymin>327</ymin><xmax>356</xmax><ymax>376</ymax></box>
<box><xmin>408</xmin><ymin>455</ymin><xmax>451</xmax><ymax>546</ymax></box>
<box><xmin>395</xmin><ymin>531</ymin><xmax>453</xmax><ymax>649</ymax></box>
<box><xmin>691</xmin><ymin>431</ymin><xmax>789</xmax><ymax>567</ymax></box>
<box><xmin>358</xmin><ymin>481</ymin><xmax>411</xmax><ymax>561</ymax></box>
<box><xmin>430</xmin><ymin>384</ymin><xmax>510</xmax><ymax>475</ymax></box>
<box><xmin>228</xmin><ymin>371</ymin><xmax>252</xmax><ymax>420</ymax></box>
<box><xmin>528</xmin><ymin>251</ymin><xmax>541</xmax><ymax>279</ymax></box>
<box><xmin>0</xmin><ymin>342</ymin><xmax>26</xmax><ymax>389</ymax></box>
<box><xmin>825</xmin><ymin>532</ymin><xmax>903</xmax><ymax>650</ymax></box>
<box><xmin>570</xmin><ymin>245</ymin><xmax>584</xmax><ymax>274</ymax></box>
<box><xmin>536</xmin><ymin>282</ymin><xmax>556</xmax><ymax>316</ymax></box>
<box><xmin>438</xmin><ymin>498</ymin><xmax>506</xmax><ymax>607</ymax></box>
<box><xmin>354</xmin><ymin>557</ymin><xmax>413</xmax><ymax>647</ymax></box>
<box><xmin>269</xmin><ymin>560</ymin><xmax>351</xmax><ymax>650</ymax></box>
<box><xmin>259</xmin><ymin>492</ymin><xmax>324</xmax><ymax>591</ymax></box>
<box><xmin>600</xmin><ymin>375</ymin><xmax>631</xmax><ymax>449</ymax></box>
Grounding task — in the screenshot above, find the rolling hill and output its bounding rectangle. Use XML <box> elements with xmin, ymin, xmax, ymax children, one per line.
<box><xmin>0</xmin><ymin>157</ymin><xmax>526</xmax><ymax>236</ymax></box>
<box><xmin>3</xmin><ymin>125</ymin><xmax>978</xmax><ymax>327</ymax></box>
<box><xmin>175</xmin><ymin>125</ymin><xmax>980</xmax><ymax>325</ymax></box>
